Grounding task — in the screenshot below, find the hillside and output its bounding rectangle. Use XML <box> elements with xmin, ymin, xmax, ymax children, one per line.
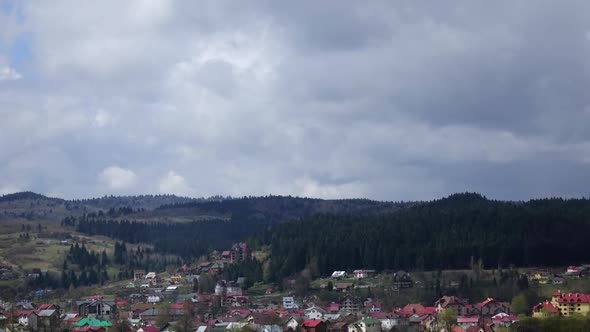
<box><xmin>154</xmin><ymin>195</ymin><xmax>405</xmax><ymax>223</ymax></box>
<box><xmin>0</xmin><ymin>192</ymin><xmax>86</xmax><ymax>222</ymax></box>
<box><xmin>252</xmin><ymin>193</ymin><xmax>590</xmax><ymax>282</ymax></box>
<box><xmin>0</xmin><ymin>192</ymin><xmax>217</xmax><ymax>222</ymax></box>
<box><xmin>68</xmin><ymin>196</ymin><xmax>407</xmax><ymax>258</ymax></box>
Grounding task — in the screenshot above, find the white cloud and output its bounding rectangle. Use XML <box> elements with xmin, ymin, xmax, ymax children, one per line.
<box><xmin>93</xmin><ymin>109</ymin><xmax>116</xmax><ymax>128</ymax></box>
<box><xmin>158</xmin><ymin>171</ymin><xmax>194</xmax><ymax>196</ymax></box>
<box><xmin>294</xmin><ymin>176</ymin><xmax>368</xmax><ymax>199</ymax></box>
<box><xmin>0</xmin><ymin>66</ymin><xmax>22</xmax><ymax>81</ymax></box>
<box><xmin>99</xmin><ymin>166</ymin><xmax>137</xmax><ymax>191</ymax></box>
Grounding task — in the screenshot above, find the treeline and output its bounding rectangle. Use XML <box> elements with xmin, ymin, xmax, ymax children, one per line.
<box><xmin>72</xmin><ymin>218</ymin><xmax>264</xmax><ymax>258</ymax></box>
<box><xmin>158</xmin><ymin>195</ymin><xmax>404</xmax><ymax>224</ymax></box>
<box><xmin>221</xmin><ymin>259</ymin><xmax>263</xmax><ymax>289</ymax></box>
<box><xmin>252</xmin><ymin>193</ymin><xmax>590</xmax><ymax>282</ymax></box>
<box><xmin>514</xmin><ymin>316</ymin><xmax>590</xmax><ymax>331</ymax></box>
<box><xmin>66</xmin><ymin>196</ymin><xmax>405</xmax><ymax>260</ymax></box>
<box><xmin>28</xmin><ymin>241</ymin><xmax>179</xmax><ymax>291</ymax></box>
<box><xmin>62</xmin><ymin>244</ymin><xmax>109</xmax><ymax>288</ymax></box>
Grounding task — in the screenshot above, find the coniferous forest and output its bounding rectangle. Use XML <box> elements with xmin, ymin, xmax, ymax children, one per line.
<box><xmin>252</xmin><ymin>193</ymin><xmax>590</xmax><ymax>281</ymax></box>
<box><xmin>68</xmin><ymin>193</ymin><xmax>590</xmax><ymax>284</ymax></box>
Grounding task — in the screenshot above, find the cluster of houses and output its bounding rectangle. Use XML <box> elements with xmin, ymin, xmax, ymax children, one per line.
<box><xmin>0</xmin><ymin>283</ymin><xmax>521</xmax><ymax>332</ymax></box>
<box><xmin>12</xmin><ymin>280</ymin><xmax>590</xmax><ymax>332</ymax></box>
<box><xmin>532</xmin><ymin>290</ymin><xmax>590</xmax><ymax>318</ymax></box>
<box><xmin>329</xmin><ymin>270</ymin><xmax>413</xmax><ymax>290</ymax></box>
<box><xmin>526</xmin><ymin>270</ymin><xmax>564</xmax><ymax>286</ymax></box>
<box><xmin>527</xmin><ymin>264</ymin><xmax>590</xmax><ymax>286</ymax></box>
<box><xmin>0</xmin><ymin>299</ymin><xmax>119</xmax><ymax>332</ymax></box>
<box><xmin>170</xmin><ymin>243</ymin><xmax>253</xmax><ymax>281</ymax></box>
<box><xmin>269</xmin><ymin>295</ymin><xmax>517</xmax><ymax>332</ymax></box>
<box><xmin>563</xmin><ymin>265</ymin><xmax>590</xmax><ymax>277</ymax></box>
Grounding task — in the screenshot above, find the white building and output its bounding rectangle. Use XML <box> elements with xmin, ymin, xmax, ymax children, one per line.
<box><xmin>283</xmin><ymin>297</ymin><xmax>298</xmax><ymax>309</ymax></box>
<box><xmin>305</xmin><ymin>306</ymin><xmax>326</xmax><ymax>320</ymax></box>
<box><xmin>147</xmin><ymin>296</ymin><xmax>161</xmax><ymax>304</ymax></box>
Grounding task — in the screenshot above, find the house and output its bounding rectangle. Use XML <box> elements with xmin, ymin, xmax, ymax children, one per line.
<box><xmin>491</xmin><ymin>313</ymin><xmax>519</xmax><ymax>327</ymax></box>
<box><xmin>341</xmin><ymin>296</ymin><xmax>360</xmax><ymax>313</ymax></box>
<box><xmin>552</xmin><ymin>276</ymin><xmax>565</xmax><ymax>285</ymax></box>
<box><xmin>329</xmin><ymin>322</ymin><xmax>349</xmax><ymax>332</ymax></box>
<box><xmin>335</xmin><ymin>283</ymin><xmax>354</xmax><ymax>293</ymax></box>
<box><xmin>221</xmin><ymin>251</ymin><xmax>232</xmax><ymax>262</ymax></box>
<box><xmin>137</xmin><ymin>326</ymin><xmax>160</xmax><ymax>332</ymax></box>
<box><xmin>457</xmin><ymin>316</ymin><xmax>480</xmax><ymax>329</ymax></box>
<box><xmin>550</xmin><ymin>290</ymin><xmax>590</xmax><ymax>316</ymax></box>
<box><xmin>402</xmin><ymin>304</ymin><xmax>425</xmax><ymax>316</ymax></box>
<box><xmin>436</xmin><ymin>296</ymin><xmax>469</xmax><ymax>315</ymax></box>
<box><xmin>75</xmin><ymin>318</ymin><xmax>113</xmax><ymax>329</ymax></box>
<box><xmin>327</xmin><ymin>303</ymin><xmax>340</xmax><ymax>314</ymax></box>
<box><xmin>407</xmin><ymin>312</ymin><xmax>436</xmax><ymax>331</ymax></box>
<box><xmin>283</xmin><ymin>297</ymin><xmax>299</xmax><ymax>310</ymax></box>
<box><xmin>305</xmin><ymin>306</ymin><xmax>326</xmax><ymax>320</ymax></box>
<box><xmin>226</xmin><ymin>286</ymin><xmax>243</xmax><ymax>297</ymax></box>
<box><xmin>29</xmin><ymin>309</ymin><xmax>60</xmax><ymax>332</ymax></box>
<box><xmin>170</xmin><ymin>275</ymin><xmax>183</xmax><ymax>283</ymax></box>
<box><xmin>363</xmin><ymin>300</ymin><xmax>381</xmax><ymax>313</ymax></box>
<box><xmin>565</xmin><ymin>266</ymin><xmax>581</xmax><ymax>276</ymax></box>
<box><xmin>532</xmin><ymin>300</ymin><xmax>559</xmax><ymax>318</ymax></box>
<box><xmin>147</xmin><ymin>296</ymin><xmax>161</xmax><ymax>304</ymax></box>
<box><xmin>139</xmin><ymin>308</ymin><xmax>159</xmax><ymax>324</ymax></box>
<box><xmin>302</xmin><ymin>320</ymin><xmax>327</xmax><ymax>332</ymax></box>
<box><xmin>392</xmin><ymin>271</ymin><xmax>412</xmax><ymax>288</ymax></box>
<box><xmin>347</xmin><ymin>317</ymin><xmax>380</xmax><ymax>332</ymax></box>
<box><xmin>284</xmin><ymin>317</ymin><xmax>301</xmax><ymax>332</ymax></box>
<box><xmin>331</xmin><ymin>271</ymin><xmax>347</xmax><ymax>279</ymax></box>
<box><xmin>228</xmin><ymin>243</ymin><xmax>252</xmax><ymax>263</ymax></box>
<box><xmin>215</xmin><ymin>281</ymin><xmax>226</xmax><ymax>297</ymax></box>
<box><xmin>371</xmin><ymin>312</ymin><xmax>407</xmax><ymax>331</ymax></box>
<box><xmin>475</xmin><ymin>298</ymin><xmax>511</xmax><ymax>317</ymax></box>
<box><xmin>14</xmin><ymin>310</ymin><xmax>33</xmax><ymax>326</ymax></box>
<box><xmin>73</xmin><ymin>326</ymin><xmax>106</xmax><ymax>332</ymax></box>
<box><xmin>352</xmin><ymin>270</ymin><xmax>376</xmax><ymax>279</ymax></box>
<box><xmin>210</xmin><ymin>263</ymin><xmax>224</xmax><ymax>274</ymax></box>
<box><xmin>77</xmin><ymin>299</ymin><xmax>117</xmax><ymax>320</ymax></box>
<box><xmin>257</xmin><ymin>325</ymin><xmax>282</xmax><ymax>332</ymax></box>
<box><xmin>134</xmin><ymin>270</ymin><xmax>146</xmax><ymax>281</ymax></box>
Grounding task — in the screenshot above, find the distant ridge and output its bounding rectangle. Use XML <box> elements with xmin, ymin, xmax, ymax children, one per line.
<box><xmin>0</xmin><ymin>191</ymin><xmax>61</xmax><ymax>202</ymax></box>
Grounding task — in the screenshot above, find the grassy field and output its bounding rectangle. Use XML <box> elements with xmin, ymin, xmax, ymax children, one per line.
<box><xmin>0</xmin><ymin>221</ymin><xmax>124</xmax><ymax>274</ymax></box>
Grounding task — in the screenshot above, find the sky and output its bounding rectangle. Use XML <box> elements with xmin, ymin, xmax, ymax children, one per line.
<box><xmin>1</xmin><ymin>0</ymin><xmax>590</xmax><ymax>201</ymax></box>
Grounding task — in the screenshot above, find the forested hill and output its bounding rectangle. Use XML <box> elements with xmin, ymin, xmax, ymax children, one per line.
<box><xmin>252</xmin><ymin>193</ymin><xmax>590</xmax><ymax>282</ymax></box>
<box><xmin>0</xmin><ymin>192</ymin><xmax>218</xmax><ymax>222</ymax></box>
<box><xmin>0</xmin><ymin>191</ymin><xmax>81</xmax><ymax>222</ymax></box>
<box><xmin>69</xmin><ymin>196</ymin><xmax>406</xmax><ymax>258</ymax></box>
<box><xmin>0</xmin><ymin>191</ymin><xmax>405</xmax><ymax>224</ymax></box>
<box><xmin>154</xmin><ymin>195</ymin><xmax>405</xmax><ymax>224</ymax></box>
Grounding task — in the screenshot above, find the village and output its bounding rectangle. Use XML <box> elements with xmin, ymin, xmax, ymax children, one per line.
<box><xmin>2</xmin><ymin>242</ymin><xmax>590</xmax><ymax>332</ymax></box>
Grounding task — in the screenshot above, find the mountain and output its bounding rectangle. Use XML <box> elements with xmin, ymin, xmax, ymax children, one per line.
<box><xmin>252</xmin><ymin>193</ymin><xmax>590</xmax><ymax>282</ymax></box>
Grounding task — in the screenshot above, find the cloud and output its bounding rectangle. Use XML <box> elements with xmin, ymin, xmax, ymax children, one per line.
<box><xmin>158</xmin><ymin>171</ymin><xmax>194</xmax><ymax>196</ymax></box>
<box><xmin>93</xmin><ymin>109</ymin><xmax>115</xmax><ymax>128</ymax></box>
<box><xmin>99</xmin><ymin>166</ymin><xmax>137</xmax><ymax>191</ymax></box>
<box><xmin>0</xmin><ymin>1</ymin><xmax>589</xmax><ymax>200</ymax></box>
<box><xmin>0</xmin><ymin>66</ymin><xmax>21</xmax><ymax>81</ymax></box>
